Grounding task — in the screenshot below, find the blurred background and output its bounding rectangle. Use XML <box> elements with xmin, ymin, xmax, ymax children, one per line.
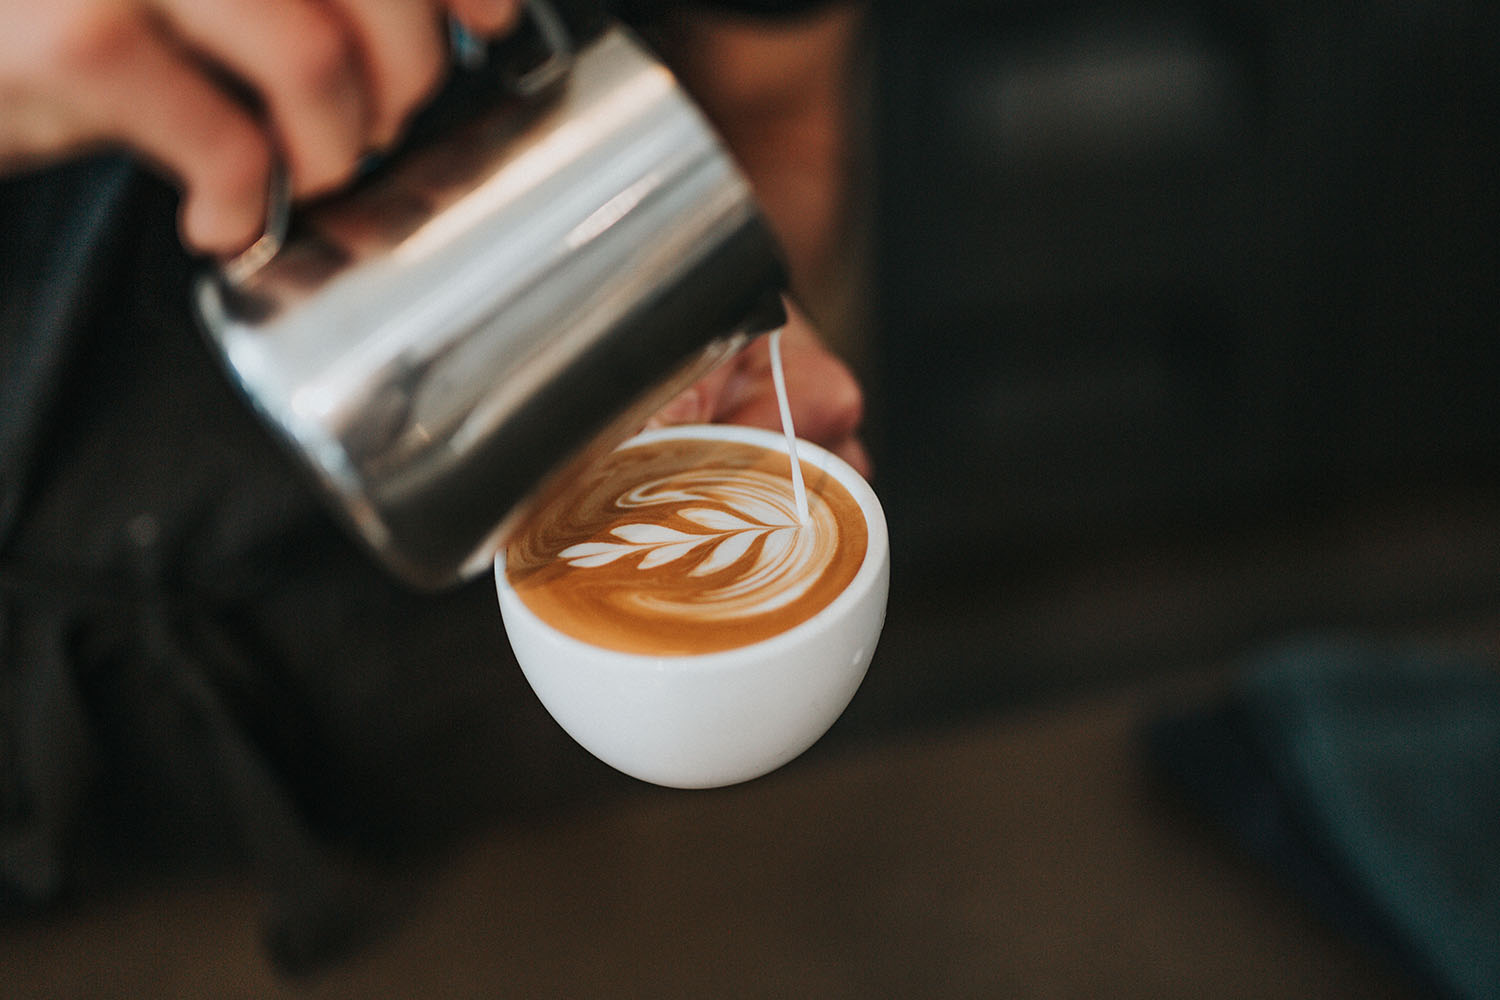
<box><xmin>851</xmin><ymin>0</ymin><xmax>1500</xmax><ymax>730</ymax></box>
<box><xmin>6</xmin><ymin>1</ymin><xmax>1497</xmax><ymax>997</ymax></box>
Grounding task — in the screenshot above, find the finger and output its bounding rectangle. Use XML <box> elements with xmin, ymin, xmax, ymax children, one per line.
<box><xmin>712</xmin><ymin>349</ymin><xmax>861</xmax><ymax>443</ymax></box>
<box><xmin>715</xmin><ymin>375</ymin><xmax>871</xmax><ymax>479</ymax></box>
<box><xmin>714</xmin><ymin>349</ymin><xmax>868</xmax><ymax>474</ymax></box>
<box><xmin>171</xmin><ymin>109</ymin><xmax>277</xmax><ymax>256</ymax></box>
<box><xmin>159</xmin><ymin>0</ymin><xmax>369</xmax><ymax>198</ymax></box>
<box><xmin>323</xmin><ymin>0</ymin><xmax>446</xmax><ymax>148</ymax></box>
<box><xmin>65</xmin><ymin>15</ymin><xmax>275</xmax><ymax>253</ymax></box>
<box><xmin>645</xmin><ymin>362</ymin><xmax>738</xmax><ymax>429</ymax></box>
<box><xmin>711</xmin><ymin>323</ymin><xmax>865</xmax><ymax>444</ymax></box>
<box><xmin>650</xmin><ymin>356</ymin><xmax>872</xmax><ymax>477</ymax></box>
<box><xmin>445</xmin><ymin>0</ymin><xmax>525</xmax><ymax>37</ymax></box>
<box><xmin>643</xmin><ymin>385</ymin><xmax>708</xmax><ymax>429</ymax></box>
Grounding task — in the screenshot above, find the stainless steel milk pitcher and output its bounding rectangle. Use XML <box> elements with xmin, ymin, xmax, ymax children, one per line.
<box><xmin>195</xmin><ymin>0</ymin><xmax>788</xmax><ymax>589</ymax></box>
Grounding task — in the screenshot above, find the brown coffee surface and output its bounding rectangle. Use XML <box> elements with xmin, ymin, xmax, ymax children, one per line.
<box><xmin>505</xmin><ymin>437</ymin><xmax>868</xmax><ymax>654</ymax></box>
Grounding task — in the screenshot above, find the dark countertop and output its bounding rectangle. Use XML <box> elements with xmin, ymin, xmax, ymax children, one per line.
<box><xmin>3</xmin><ymin>669</ymin><xmax>1421</xmax><ymax>999</ymax></box>
<box><xmin>11</xmin><ymin>461</ymin><xmax>1499</xmax><ymax>999</ymax></box>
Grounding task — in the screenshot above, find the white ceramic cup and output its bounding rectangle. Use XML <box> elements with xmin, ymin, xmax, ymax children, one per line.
<box><xmin>494</xmin><ymin>423</ymin><xmax>889</xmax><ymax>788</ymax></box>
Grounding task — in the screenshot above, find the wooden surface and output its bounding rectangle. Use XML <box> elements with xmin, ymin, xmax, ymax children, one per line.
<box><xmin>3</xmin><ymin>674</ymin><xmax>1419</xmax><ymax>999</ymax></box>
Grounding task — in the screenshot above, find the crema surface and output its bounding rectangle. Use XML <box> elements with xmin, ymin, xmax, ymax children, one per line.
<box><xmin>505</xmin><ymin>438</ymin><xmax>868</xmax><ymax>654</ymax></box>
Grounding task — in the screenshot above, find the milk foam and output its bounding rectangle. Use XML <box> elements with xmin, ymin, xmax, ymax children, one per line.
<box><xmin>555</xmin><ymin>465</ymin><xmax>830</xmax><ymax>621</ymax></box>
<box><xmin>505</xmin><ymin>331</ymin><xmax>866</xmax><ymax>654</ymax></box>
<box><xmin>768</xmin><ymin>328</ymin><xmax>810</xmax><ymax>523</ymax></box>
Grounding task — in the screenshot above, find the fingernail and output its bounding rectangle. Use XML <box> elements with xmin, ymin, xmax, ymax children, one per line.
<box><xmin>648</xmin><ymin>388</ymin><xmax>703</xmax><ymax>428</ymax></box>
<box><xmin>717</xmin><ymin>369</ymin><xmax>760</xmax><ymax>416</ymax></box>
<box><xmin>460</xmin><ymin>0</ymin><xmax>523</xmax><ymax>38</ymax></box>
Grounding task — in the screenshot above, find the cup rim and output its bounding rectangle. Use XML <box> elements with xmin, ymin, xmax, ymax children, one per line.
<box><xmin>494</xmin><ymin>422</ymin><xmax>888</xmax><ymax>668</ymax></box>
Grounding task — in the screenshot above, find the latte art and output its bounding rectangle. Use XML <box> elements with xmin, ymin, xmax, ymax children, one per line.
<box><xmin>505</xmin><ymin>438</ymin><xmax>868</xmax><ymax>654</ymax></box>
<box><xmin>561</xmin><ymin>470</ymin><xmax>820</xmax><ymax>615</ymax></box>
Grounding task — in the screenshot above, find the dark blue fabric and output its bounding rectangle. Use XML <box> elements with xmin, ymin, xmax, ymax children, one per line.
<box><xmin>0</xmin><ymin>163</ymin><xmax>605</xmax><ymax>976</ymax></box>
<box><xmin>1147</xmin><ymin>635</ymin><xmax>1500</xmax><ymax>1000</ymax></box>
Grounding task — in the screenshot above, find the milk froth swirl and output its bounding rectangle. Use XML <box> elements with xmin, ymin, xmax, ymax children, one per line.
<box><xmin>505</xmin><ymin>437</ymin><xmax>867</xmax><ymax>654</ymax></box>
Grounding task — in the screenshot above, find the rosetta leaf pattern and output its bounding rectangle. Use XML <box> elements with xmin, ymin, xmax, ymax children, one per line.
<box><xmin>678</xmin><ymin>508</ymin><xmax>754</xmax><ymax>531</ymax></box>
<box><xmin>557</xmin><ymin>506</ymin><xmax>790</xmax><ymax>575</ymax></box>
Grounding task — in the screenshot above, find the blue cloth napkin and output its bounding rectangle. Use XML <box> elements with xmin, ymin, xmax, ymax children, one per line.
<box><xmin>1147</xmin><ymin>635</ymin><xmax>1500</xmax><ymax>1000</ymax></box>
